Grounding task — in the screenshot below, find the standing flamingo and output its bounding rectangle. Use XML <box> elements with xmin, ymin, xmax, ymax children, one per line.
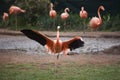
<box><xmin>79</xmin><ymin>7</ymin><xmax>88</xmax><ymax>33</ymax></box>
<box><xmin>80</xmin><ymin>7</ymin><xmax>88</xmax><ymax>19</ymax></box>
<box><xmin>89</xmin><ymin>6</ymin><xmax>105</xmax><ymax>52</ymax></box>
<box><xmin>49</xmin><ymin>3</ymin><xmax>57</xmax><ymax>30</ymax></box>
<box><xmin>9</xmin><ymin>5</ymin><xmax>26</xmax><ymax>30</ymax></box>
<box><xmin>3</xmin><ymin>12</ymin><xmax>9</xmax><ymax>28</ymax></box>
<box><xmin>3</xmin><ymin>12</ymin><xmax>9</xmax><ymax>21</ymax></box>
<box><xmin>49</xmin><ymin>3</ymin><xmax>57</xmax><ymax>18</ymax></box>
<box><xmin>89</xmin><ymin>6</ymin><xmax>105</xmax><ymax>30</ymax></box>
<box><xmin>61</xmin><ymin>8</ymin><xmax>70</xmax><ymax>30</ymax></box>
<box><xmin>21</xmin><ymin>26</ymin><xmax>84</xmax><ymax>60</ymax></box>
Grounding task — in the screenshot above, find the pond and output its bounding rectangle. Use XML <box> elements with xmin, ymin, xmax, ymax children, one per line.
<box><xmin>0</xmin><ymin>35</ymin><xmax>120</xmax><ymax>54</ymax></box>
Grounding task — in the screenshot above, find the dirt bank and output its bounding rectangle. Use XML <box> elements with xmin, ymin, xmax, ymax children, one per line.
<box><xmin>0</xmin><ymin>29</ymin><xmax>120</xmax><ymax>38</ymax></box>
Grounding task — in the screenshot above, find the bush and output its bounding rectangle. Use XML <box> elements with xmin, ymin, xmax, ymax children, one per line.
<box><xmin>8</xmin><ymin>0</ymin><xmax>50</xmax><ymax>30</ymax></box>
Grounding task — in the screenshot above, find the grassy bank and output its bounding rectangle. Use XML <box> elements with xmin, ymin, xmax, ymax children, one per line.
<box><xmin>0</xmin><ymin>63</ymin><xmax>120</xmax><ymax>80</ymax></box>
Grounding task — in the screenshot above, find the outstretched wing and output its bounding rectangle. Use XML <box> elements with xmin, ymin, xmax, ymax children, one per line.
<box><xmin>62</xmin><ymin>37</ymin><xmax>84</xmax><ymax>51</ymax></box>
<box><xmin>21</xmin><ymin>29</ymin><xmax>53</xmax><ymax>46</ymax></box>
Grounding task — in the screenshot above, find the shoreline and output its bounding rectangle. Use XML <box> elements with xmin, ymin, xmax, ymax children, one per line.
<box><xmin>0</xmin><ymin>29</ymin><xmax>120</xmax><ymax>38</ymax></box>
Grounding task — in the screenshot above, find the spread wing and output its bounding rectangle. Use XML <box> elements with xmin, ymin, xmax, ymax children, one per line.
<box><xmin>62</xmin><ymin>37</ymin><xmax>84</xmax><ymax>51</ymax></box>
<box><xmin>21</xmin><ymin>29</ymin><xmax>54</xmax><ymax>47</ymax></box>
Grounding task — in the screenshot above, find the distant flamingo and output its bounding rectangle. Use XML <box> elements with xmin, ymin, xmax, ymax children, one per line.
<box><xmin>49</xmin><ymin>3</ymin><xmax>57</xmax><ymax>29</ymax></box>
<box><xmin>21</xmin><ymin>26</ymin><xmax>84</xmax><ymax>60</ymax></box>
<box><xmin>79</xmin><ymin>7</ymin><xmax>88</xmax><ymax>33</ymax></box>
<box><xmin>3</xmin><ymin>12</ymin><xmax>9</xmax><ymax>21</ymax></box>
<box><xmin>3</xmin><ymin>12</ymin><xmax>9</xmax><ymax>28</ymax></box>
<box><xmin>89</xmin><ymin>6</ymin><xmax>105</xmax><ymax>52</ymax></box>
<box><xmin>61</xmin><ymin>8</ymin><xmax>70</xmax><ymax>30</ymax></box>
<box><xmin>80</xmin><ymin>7</ymin><xmax>88</xmax><ymax>19</ymax></box>
<box><xmin>49</xmin><ymin>3</ymin><xmax>57</xmax><ymax>18</ymax></box>
<box><xmin>61</xmin><ymin>8</ymin><xmax>69</xmax><ymax>20</ymax></box>
<box><xmin>9</xmin><ymin>5</ymin><xmax>26</xmax><ymax>30</ymax></box>
<box><xmin>89</xmin><ymin>6</ymin><xmax>105</xmax><ymax>30</ymax></box>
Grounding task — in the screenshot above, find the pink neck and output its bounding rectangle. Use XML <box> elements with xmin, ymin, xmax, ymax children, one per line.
<box><xmin>98</xmin><ymin>7</ymin><xmax>102</xmax><ymax>21</ymax></box>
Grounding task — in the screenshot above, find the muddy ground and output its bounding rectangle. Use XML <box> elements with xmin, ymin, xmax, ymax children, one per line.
<box><xmin>0</xmin><ymin>29</ymin><xmax>120</xmax><ymax>65</ymax></box>
<box><xmin>0</xmin><ymin>46</ymin><xmax>120</xmax><ymax>65</ymax></box>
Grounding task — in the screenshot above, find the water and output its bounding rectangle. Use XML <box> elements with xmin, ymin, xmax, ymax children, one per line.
<box><xmin>0</xmin><ymin>35</ymin><xmax>120</xmax><ymax>54</ymax></box>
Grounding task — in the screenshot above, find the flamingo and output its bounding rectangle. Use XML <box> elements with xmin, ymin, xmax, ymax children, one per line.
<box><xmin>61</xmin><ymin>8</ymin><xmax>70</xmax><ymax>30</ymax></box>
<box><xmin>3</xmin><ymin>12</ymin><xmax>9</xmax><ymax>28</ymax></box>
<box><xmin>79</xmin><ymin>7</ymin><xmax>88</xmax><ymax>33</ymax></box>
<box><xmin>80</xmin><ymin>7</ymin><xmax>88</xmax><ymax>19</ymax></box>
<box><xmin>89</xmin><ymin>6</ymin><xmax>105</xmax><ymax>52</ymax></box>
<box><xmin>61</xmin><ymin>8</ymin><xmax>70</xmax><ymax>20</ymax></box>
<box><xmin>21</xmin><ymin>26</ymin><xmax>84</xmax><ymax>60</ymax></box>
<box><xmin>49</xmin><ymin>3</ymin><xmax>57</xmax><ymax>18</ymax></box>
<box><xmin>89</xmin><ymin>6</ymin><xmax>105</xmax><ymax>30</ymax></box>
<box><xmin>9</xmin><ymin>5</ymin><xmax>26</xmax><ymax>30</ymax></box>
<box><xmin>49</xmin><ymin>3</ymin><xmax>57</xmax><ymax>30</ymax></box>
<box><xmin>3</xmin><ymin>12</ymin><xmax>9</xmax><ymax>21</ymax></box>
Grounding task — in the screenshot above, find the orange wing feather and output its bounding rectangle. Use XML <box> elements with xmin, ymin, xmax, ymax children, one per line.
<box><xmin>62</xmin><ymin>36</ymin><xmax>84</xmax><ymax>51</ymax></box>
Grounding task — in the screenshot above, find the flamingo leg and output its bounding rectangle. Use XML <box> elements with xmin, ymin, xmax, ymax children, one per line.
<box><xmin>95</xmin><ymin>29</ymin><xmax>99</xmax><ymax>52</ymax></box>
<box><xmin>57</xmin><ymin>53</ymin><xmax>59</xmax><ymax>60</ymax></box>
<box><xmin>4</xmin><ymin>20</ymin><xmax>8</xmax><ymax>28</ymax></box>
<box><xmin>54</xmin><ymin>53</ymin><xmax>60</xmax><ymax>68</ymax></box>
<box><xmin>53</xmin><ymin>18</ymin><xmax>56</xmax><ymax>30</ymax></box>
<box><xmin>91</xmin><ymin>29</ymin><xmax>99</xmax><ymax>53</ymax></box>
<box><xmin>15</xmin><ymin>14</ymin><xmax>18</xmax><ymax>30</ymax></box>
<box><xmin>83</xmin><ymin>19</ymin><xmax>86</xmax><ymax>33</ymax></box>
<box><xmin>63</xmin><ymin>20</ymin><xmax>66</xmax><ymax>31</ymax></box>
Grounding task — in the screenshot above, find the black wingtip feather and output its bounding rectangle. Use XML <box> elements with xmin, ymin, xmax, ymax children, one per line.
<box><xmin>21</xmin><ymin>29</ymin><xmax>46</xmax><ymax>46</ymax></box>
<box><xmin>69</xmin><ymin>39</ymin><xmax>84</xmax><ymax>51</ymax></box>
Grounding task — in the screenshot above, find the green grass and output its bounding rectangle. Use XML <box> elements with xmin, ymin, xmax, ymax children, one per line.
<box><xmin>0</xmin><ymin>63</ymin><xmax>120</xmax><ymax>80</ymax></box>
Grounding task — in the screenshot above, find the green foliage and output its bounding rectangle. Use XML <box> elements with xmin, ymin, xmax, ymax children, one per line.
<box><xmin>0</xmin><ymin>0</ymin><xmax>120</xmax><ymax>31</ymax></box>
<box><xmin>99</xmin><ymin>14</ymin><xmax>120</xmax><ymax>31</ymax></box>
<box><xmin>8</xmin><ymin>0</ymin><xmax>50</xmax><ymax>30</ymax></box>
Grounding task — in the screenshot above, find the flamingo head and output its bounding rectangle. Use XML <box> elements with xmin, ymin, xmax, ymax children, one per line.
<box><xmin>57</xmin><ymin>26</ymin><xmax>60</xmax><ymax>30</ymax></box>
<box><xmin>99</xmin><ymin>6</ymin><xmax>105</xmax><ymax>11</ymax></box>
<box><xmin>64</xmin><ymin>8</ymin><xmax>70</xmax><ymax>13</ymax></box>
<box><xmin>3</xmin><ymin>12</ymin><xmax>7</xmax><ymax>15</ymax></box>
<box><xmin>81</xmin><ymin>7</ymin><xmax>84</xmax><ymax>11</ymax></box>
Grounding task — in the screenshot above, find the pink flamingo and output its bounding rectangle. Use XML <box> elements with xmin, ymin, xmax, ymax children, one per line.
<box><xmin>21</xmin><ymin>26</ymin><xmax>84</xmax><ymax>60</ymax></box>
<box><xmin>61</xmin><ymin>8</ymin><xmax>70</xmax><ymax>20</ymax></box>
<box><xmin>9</xmin><ymin>5</ymin><xmax>26</xmax><ymax>30</ymax></box>
<box><xmin>61</xmin><ymin>8</ymin><xmax>70</xmax><ymax>30</ymax></box>
<box><xmin>79</xmin><ymin>7</ymin><xmax>88</xmax><ymax>33</ymax></box>
<box><xmin>89</xmin><ymin>6</ymin><xmax>105</xmax><ymax>52</ymax></box>
<box><xmin>89</xmin><ymin>6</ymin><xmax>105</xmax><ymax>30</ymax></box>
<box><xmin>49</xmin><ymin>3</ymin><xmax>57</xmax><ymax>18</ymax></box>
<box><xmin>49</xmin><ymin>3</ymin><xmax>57</xmax><ymax>29</ymax></box>
<box><xmin>3</xmin><ymin>12</ymin><xmax>9</xmax><ymax>21</ymax></box>
<box><xmin>80</xmin><ymin>7</ymin><xmax>88</xmax><ymax>19</ymax></box>
<box><xmin>3</xmin><ymin>12</ymin><xmax>9</xmax><ymax>28</ymax></box>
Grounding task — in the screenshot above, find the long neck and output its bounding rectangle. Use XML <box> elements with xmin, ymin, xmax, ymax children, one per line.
<box><xmin>81</xmin><ymin>7</ymin><xmax>84</xmax><ymax>13</ymax></box>
<box><xmin>56</xmin><ymin>29</ymin><xmax>59</xmax><ymax>41</ymax></box>
<box><xmin>97</xmin><ymin>7</ymin><xmax>102</xmax><ymax>21</ymax></box>
<box><xmin>64</xmin><ymin>8</ymin><xmax>69</xmax><ymax>13</ymax></box>
<box><xmin>50</xmin><ymin>3</ymin><xmax>53</xmax><ymax>10</ymax></box>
